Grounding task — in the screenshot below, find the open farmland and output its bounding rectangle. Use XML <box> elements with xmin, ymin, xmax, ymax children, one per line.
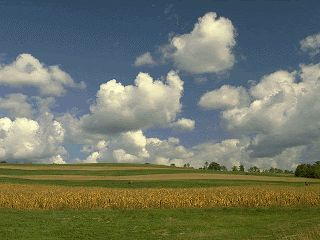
<box><xmin>1</xmin><ymin>163</ymin><xmax>320</xmax><ymax>239</ymax></box>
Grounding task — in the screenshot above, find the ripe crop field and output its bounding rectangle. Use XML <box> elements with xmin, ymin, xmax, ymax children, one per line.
<box><xmin>1</xmin><ymin>183</ymin><xmax>320</xmax><ymax>210</ymax></box>
<box><xmin>1</xmin><ymin>163</ymin><xmax>320</xmax><ymax>239</ymax></box>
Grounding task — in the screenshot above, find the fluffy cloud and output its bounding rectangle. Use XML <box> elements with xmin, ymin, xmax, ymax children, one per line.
<box><xmin>56</xmin><ymin>112</ymin><xmax>106</xmax><ymax>145</ymax></box>
<box><xmin>0</xmin><ymin>54</ymin><xmax>86</xmax><ymax>97</ymax></box>
<box><xmin>0</xmin><ymin>112</ymin><xmax>67</xmax><ymax>163</ymax></box>
<box><xmin>198</xmin><ymin>85</ymin><xmax>250</xmax><ymax>110</ymax></box>
<box><xmin>300</xmin><ymin>32</ymin><xmax>320</xmax><ymax>57</ymax></box>
<box><xmin>199</xmin><ymin>62</ymin><xmax>320</xmax><ymax>162</ymax></box>
<box><xmin>113</xmin><ymin>149</ymin><xmax>139</xmax><ymax>163</ymax></box>
<box><xmin>0</xmin><ymin>93</ymin><xmax>34</xmax><ymax>119</ymax></box>
<box><xmin>69</xmin><ymin>125</ymin><xmax>305</xmax><ymax>170</ymax></box>
<box><xmin>71</xmin><ymin>130</ymin><xmax>195</xmax><ymax>167</ymax></box>
<box><xmin>49</xmin><ymin>155</ymin><xmax>67</xmax><ymax>164</ymax></box>
<box><xmin>190</xmin><ymin>138</ymin><xmax>249</xmax><ymax>168</ymax></box>
<box><xmin>80</xmin><ymin>70</ymin><xmax>183</xmax><ymax>135</ymax></box>
<box><xmin>133</xmin><ymin>52</ymin><xmax>156</xmax><ymax>67</ymax></box>
<box><xmin>170</xmin><ymin>118</ymin><xmax>195</xmax><ymax>132</ymax></box>
<box><xmin>158</xmin><ymin>12</ymin><xmax>238</xmax><ymax>74</ymax></box>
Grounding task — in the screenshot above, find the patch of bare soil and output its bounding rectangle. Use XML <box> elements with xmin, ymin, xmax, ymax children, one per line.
<box><xmin>0</xmin><ymin>173</ymin><xmax>319</xmax><ymax>182</ymax></box>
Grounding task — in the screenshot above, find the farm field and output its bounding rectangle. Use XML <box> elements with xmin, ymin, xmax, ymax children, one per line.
<box><xmin>1</xmin><ymin>163</ymin><xmax>320</xmax><ymax>239</ymax></box>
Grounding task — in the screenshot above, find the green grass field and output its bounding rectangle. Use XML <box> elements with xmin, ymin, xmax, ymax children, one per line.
<box><xmin>0</xmin><ymin>163</ymin><xmax>319</xmax><ymax>240</ymax></box>
<box><xmin>1</xmin><ymin>207</ymin><xmax>319</xmax><ymax>240</ymax></box>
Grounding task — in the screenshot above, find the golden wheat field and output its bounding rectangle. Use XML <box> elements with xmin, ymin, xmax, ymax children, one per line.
<box><xmin>1</xmin><ymin>182</ymin><xmax>319</xmax><ymax>210</ymax></box>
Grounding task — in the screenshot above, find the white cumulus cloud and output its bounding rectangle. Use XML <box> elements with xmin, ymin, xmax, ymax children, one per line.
<box><xmin>0</xmin><ymin>93</ymin><xmax>34</xmax><ymax>119</ymax></box>
<box><xmin>80</xmin><ymin>70</ymin><xmax>183</xmax><ymax>135</ymax></box>
<box><xmin>200</xmin><ymin>62</ymin><xmax>320</xmax><ymax>163</ymax></box>
<box><xmin>113</xmin><ymin>149</ymin><xmax>139</xmax><ymax>163</ymax></box>
<box><xmin>158</xmin><ymin>12</ymin><xmax>238</xmax><ymax>74</ymax></box>
<box><xmin>133</xmin><ymin>52</ymin><xmax>156</xmax><ymax>67</ymax></box>
<box><xmin>0</xmin><ymin>54</ymin><xmax>86</xmax><ymax>97</ymax></box>
<box><xmin>198</xmin><ymin>85</ymin><xmax>250</xmax><ymax>110</ymax></box>
<box><xmin>300</xmin><ymin>32</ymin><xmax>320</xmax><ymax>57</ymax></box>
<box><xmin>170</xmin><ymin>118</ymin><xmax>195</xmax><ymax>132</ymax></box>
<box><xmin>0</xmin><ymin>112</ymin><xmax>67</xmax><ymax>163</ymax></box>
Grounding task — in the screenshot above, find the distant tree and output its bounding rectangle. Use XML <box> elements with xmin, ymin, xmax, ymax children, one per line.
<box><xmin>208</xmin><ymin>162</ymin><xmax>221</xmax><ymax>171</ymax></box>
<box><xmin>275</xmin><ymin>168</ymin><xmax>283</xmax><ymax>174</ymax></box>
<box><xmin>295</xmin><ymin>164</ymin><xmax>320</xmax><ymax>179</ymax></box>
<box><xmin>269</xmin><ymin>167</ymin><xmax>276</xmax><ymax>174</ymax></box>
<box><xmin>249</xmin><ymin>166</ymin><xmax>260</xmax><ymax>173</ymax></box>
<box><xmin>307</xmin><ymin>165</ymin><xmax>320</xmax><ymax>178</ymax></box>
<box><xmin>221</xmin><ymin>166</ymin><xmax>228</xmax><ymax>171</ymax></box>
<box><xmin>170</xmin><ymin>163</ymin><xmax>176</xmax><ymax>167</ymax></box>
<box><xmin>187</xmin><ymin>163</ymin><xmax>190</xmax><ymax>168</ymax></box>
<box><xmin>239</xmin><ymin>164</ymin><xmax>244</xmax><ymax>172</ymax></box>
<box><xmin>184</xmin><ymin>164</ymin><xmax>187</xmax><ymax>168</ymax></box>
<box><xmin>314</xmin><ymin>161</ymin><xmax>320</xmax><ymax>167</ymax></box>
<box><xmin>263</xmin><ymin>169</ymin><xmax>269</xmax><ymax>173</ymax></box>
<box><xmin>203</xmin><ymin>162</ymin><xmax>209</xmax><ymax>170</ymax></box>
<box><xmin>0</xmin><ymin>161</ymin><xmax>6</xmax><ymax>163</ymax></box>
<box><xmin>232</xmin><ymin>166</ymin><xmax>238</xmax><ymax>171</ymax></box>
<box><xmin>284</xmin><ymin>170</ymin><xmax>291</xmax><ymax>174</ymax></box>
<box><xmin>295</xmin><ymin>164</ymin><xmax>309</xmax><ymax>177</ymax></box>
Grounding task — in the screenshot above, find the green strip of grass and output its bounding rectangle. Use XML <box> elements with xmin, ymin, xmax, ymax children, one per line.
<box><xmin>0</xmin><ymin>163</ymin><xmax>174</xmax><ymax>168</ymax></box>
<box><xmin>0</xmin><ymin>177</ymin><xmax>311</xmax><ymax>188</ymax></box>
<box><xmin>0</xmin><ymin>207</ymin><xmax>319</xmax><ymax>240</ymax></box>
<box><xmin>0</xmin><ymin>168</ymin><xmax>206</xmax><ymax>176</ymax></box>
<box><xmin>0</xmin><ymin>167</ymin><xmax>297</xmax><ymax>178</ymax></box>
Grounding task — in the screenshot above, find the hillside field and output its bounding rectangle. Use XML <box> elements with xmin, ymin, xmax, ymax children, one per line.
<box><xmin>0</xmin><ymin>163</ymin><xmax>319</xmax><ymax>240</ymax></box>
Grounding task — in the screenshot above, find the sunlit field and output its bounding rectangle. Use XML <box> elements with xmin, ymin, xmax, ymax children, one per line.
<box><xmin>1</xmin><ymin>163</ymin><xmax>320</xmax><ymax>239</ymax></box>
<box><xmin>1</xmin><ymin>183</ymin><xmax>320</xmax><ymax>210</ymax></box>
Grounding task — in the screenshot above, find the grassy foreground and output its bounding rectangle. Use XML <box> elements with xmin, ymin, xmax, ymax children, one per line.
<box><xmin>1</xmin><ymin>207</ymin><xmax>319</xmax><ymax>240</ymax></box>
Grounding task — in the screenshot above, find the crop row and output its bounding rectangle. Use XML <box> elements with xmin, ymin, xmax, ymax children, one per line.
<box><xmin>0</xmin><ymin>183</ymin><xmax>319</xmax><ymax>210</ymax></box>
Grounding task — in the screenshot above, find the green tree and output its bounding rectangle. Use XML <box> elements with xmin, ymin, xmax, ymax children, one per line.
<box><xmin>170</xmin><ymin>163</ymin><xmax>176</xmax><ymax>167</ymax></box>
<box><xmin>221</xmin><ymin>166</ymin><xmax>228</xmax><ymax>171</ymax></box>
<box><xmin>232</xmin><ymin>166</ymin><xmax>238</xmax><ymax>171</ymax></box>
<box><xmin>295</xmin><ymin>164</ymin><xmax>320</xmax><ymax>179</ymax></box>
<box><xmin>208</xmin><ymin>162</ymin><xmax>221</xmax><ymax>171</ymax></box>
<box><xmin>203</xmin><ymin>162</ymin><xmax>209</xmax><ymax>170</ymax></box>
<box><xmin>314</xmin><ymin>161</ymin><xmax>320</xmax><ymax>167</ymax></box>
<box><xmin>0</xmin><ymin>161</ymin><xmax>6</xmax><ymax>163</ymax></box>
<box><xmin>306</xmin><ymin>165</ymin><xmax>320</xmax><ymax>178</ymax></box>
<box><xmin>248</xmin><ymin>166</ymin><xmax>260</xmax><ymax>173</ymax></box>
<box><xmin>269</xmin><ymin>167</ymin><xmax>276</xmax><ymax>174</ymax></box>
<box><xmin>295</xmin><ymin>164</ymin><xmax>309</xmax><ymax>177</ymax></box>
<box><xmin>239</xmin><ymin>164</ymin><xmax>244</xmax><ymax>172</ymax></box>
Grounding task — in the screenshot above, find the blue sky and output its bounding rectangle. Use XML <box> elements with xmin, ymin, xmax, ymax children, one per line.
<box><xmin>0</xmin><ymin>0</ymin><xmax>320</xmax><ymax>170</ymax></box>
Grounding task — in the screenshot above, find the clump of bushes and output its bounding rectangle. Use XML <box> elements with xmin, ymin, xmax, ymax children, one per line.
<box><xmin>295</xmin><ymin>161</ymin><xmax>320</xmax><ymax>179</ymax></box>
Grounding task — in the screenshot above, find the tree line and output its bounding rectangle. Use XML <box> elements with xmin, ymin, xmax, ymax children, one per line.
<box><xmin>294</xmin><ymin>161</ymin><xmax>320</xmax><ymax>179</ymax></box>
<box><xmin>201</xmin><ymin>161</ymin><xmax>294</xmax><ymax>174</ymax></box>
